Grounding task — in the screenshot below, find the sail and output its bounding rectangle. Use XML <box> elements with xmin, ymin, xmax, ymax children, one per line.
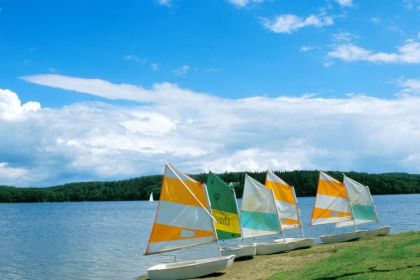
<box><xmin>310</xmin><ymin>171</ymin><xmax>353</xmax><ymax>226</ymax></box>
<box><xmin>149</xmin><ymin>192</ymin><xmax>154</xmax><ymax>202</ymax></box>
<box><xmin>206</xmin><ymin>172</ymin><xmax>241</xmax><ymax>240</ymax></box>
<box><xmin>241</xmin><ymin>174</ymin><xmax>280</xmax><ymax>238</ymax></box>
<box><xmin>336</xmin><ymin>175</ymin><xmax>378</xmax><ymax>228</ymax></box>
<box><xmin>265</xmin><ymin>171</ymin><xmax>301</xmax><ymax>230</ymax></box>
<box><xmin>145</xmin><ymin>163</ymin><xmax>216</xmax><ymax>255</ymax></box>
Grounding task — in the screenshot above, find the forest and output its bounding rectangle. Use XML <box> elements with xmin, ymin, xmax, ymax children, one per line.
<box><xmin>0</xmin><ymin>170</ymin><xmax>419</xmax><ymax>203</ymax></box>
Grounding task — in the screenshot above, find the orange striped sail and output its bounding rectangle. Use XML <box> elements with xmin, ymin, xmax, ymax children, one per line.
<box><xmin>265</xmin><ymin>171</ymin><xmax>301</xmax><ymax>230</ymax></box>
<box><xmin>145</xmin><ymin>163</ymin><xmax>216</xmax><ymax>255</ymax></box>
<box><xmin>310</xmin><ymin>171</ymin><xmax>353</xmax><ymax>225</ymax></box>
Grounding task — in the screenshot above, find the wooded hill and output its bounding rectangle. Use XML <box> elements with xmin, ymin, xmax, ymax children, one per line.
<box><xmin>0</xmin><ymin>170</ymin><xmax>419</xmax><ymax>203</ymax></box>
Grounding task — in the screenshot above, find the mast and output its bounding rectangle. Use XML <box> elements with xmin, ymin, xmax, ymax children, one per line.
<box><xmin>203</xmin><ymin>182</ymin><xmax>222</xmax><ymax>258</ymax></box>
<box><xmin>145</xmin><ymin>163</ymin><xmax>217</xmax><ymax>255</ymax></box>
<box><xmin>292</xmin><ymin>186</ymin><xmax>305</xmax><ymax>238</ymax></box>
<box><xmin>230</xmin><ymin>183</ymin><xmax>246</xmax><ymax>245</ymax></box>
<box><xmin>269</xmin><ymin>186</ymin><xmax>285</xmax><ymax>240</ymax></box>
<box><xmin>241</xmin><ymin>174</ymin><xmax>282</xmax><ymax>239</ymax></box>
<box><xmin>366</xmin><ymin>185</ymin><xmax>381</xmax><ymax>228</ymax></box>
<box><xmin>166</xmin><ymin>163</ymin><xmax>216</xmax><ymax>222</ymax></box>
<box><xmin>342</xmin><ymin>174</ymin><xmax>358</xmax><ymax>232</ymax></box>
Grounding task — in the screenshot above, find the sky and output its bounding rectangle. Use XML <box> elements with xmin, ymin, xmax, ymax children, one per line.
<box><xmin>0</xmin><ymin>0</ymin><xmax>420</xmax><ymax>187</ymax></box>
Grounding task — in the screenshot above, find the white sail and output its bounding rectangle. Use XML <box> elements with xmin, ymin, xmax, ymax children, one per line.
<box><xmin>149</xmin><ymin>192</ymin><xmax>154</xmax><ymax>202</ymax></box>
<box><xmin>310</xmin><ymin>171</ymin><xmax>353</xmax><ymax>226</ymax></box>
<box><xmin>145</xmin><ymin>163</ymin><xmax>216</xmax><ymax>255</ymax></box>
<box><xmin>265</xmin><ymin>171</ymin><xmax>301</xmax><ymax>230</ymax></box>
<box><xmin>240</xmin><ymin>174</ymin><xmax>280</xmax><ymax>238</ymax></box>
<box><xmin>336</xmin><ymin>175</ymin><xmax>378</xmax><ymax>228</ymax></box>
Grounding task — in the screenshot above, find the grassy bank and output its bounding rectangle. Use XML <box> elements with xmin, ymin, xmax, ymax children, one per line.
<box><xmin>199</xmin><ymin>232</ymin><xmax>420</xmax><ymax>280</ymax></box>
<box><xmin>268</xmin><ymin>231</ymin><xmax>420</xmax><ymax>280</ymax></box>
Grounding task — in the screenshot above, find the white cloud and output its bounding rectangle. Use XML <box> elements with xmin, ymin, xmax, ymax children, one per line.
<box><xmin>173</xmin><ymin>65</ymin><xmax>190</xmax><ymax>76</ymax></box>
<box><xmin>332</xmin><ymin>31</ymin><xmax>357</xmax><ymax>42</ymax></box>
<box><xmin>403</xmin><ymin>0</ymin><xmax>420</xmax><ymax>10</ymax></box>
<box><xmin>0</xmin><ymin>162</ymin><xmax>29</xmax><ymax>185</ymax></box>
<box><xmin>151</xmin><ymin>63</ymin><xmax>159</xmax><ymax>71</ymax></box>
<box><xmin>262</xmin><ymin>14</ymin><xmax>333</xmax><ymax>34</ymax></box>
<box><xmin>397</xmin><ymin>78</ymin><xmax>420</xmax><ymax>96</ymax></box>
<box><xmin>0</xmin><ymin>89</ymin><xmax>40</xmax><ymax>120</ymax></box>
<box><xmin>157</xmin><ymin>0</ymin><xmax>172</xmax><ymax>6</ymax></box>
<box><xmin>1</xmin><ymin>74</ymin><xmax>419</xmax><ymax>186</ymax></box>
<box><xmin>328</xmin><ymin>40</ymin><xmax>420</xmax><ymax>64</ymax></box>
<box><xmin>300</xmin><ymin>46</ymin><xmax>315</xmax><ymax>52</ymax></box>
<box><xmin>227</xmin><ymin>0</ymin><xmax>263</xmax><ymax>8</ymax></box>
<box><xmin>371</xmin><ymin>17</ymin><xmax>381</xmax><ymax>24</ymax></box>
<box><xmin>123</xmin><ymin>54</ymin><xmax>145</xmax><ymax>64</ymax></box>
<box><xmin>336</xmin><ymin>0</ymin><xmax>353</xmax><ymax>7</ymax></box>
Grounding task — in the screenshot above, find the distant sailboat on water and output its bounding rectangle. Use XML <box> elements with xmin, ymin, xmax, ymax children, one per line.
<box><xmin>144</xmin><ymin>163</ymin><xmax>234</xmax><ymax>280</ymax></box>
<box><xmin>149</xmin><ymin>192</ymin><xmax>154</xmax><ymax>202</ymax></box>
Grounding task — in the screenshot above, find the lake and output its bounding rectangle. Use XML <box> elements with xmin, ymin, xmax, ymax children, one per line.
<box><xmin>0</xmin><ymin>194</ymin><xmax>419</xmax><ymax>280</ymax></box>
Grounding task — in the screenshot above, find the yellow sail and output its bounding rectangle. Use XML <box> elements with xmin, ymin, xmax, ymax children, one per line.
<box><xmin>265</xmin><ymin>171</ymin><xmax>301</xmax><ymax>229</ymax></box>
<box><xmin>310</xmin><ymin>171</ymin><xmax>353</xmax><ymax>225</ymax></box>
<box><xmin>145</xmin><ymin>163</ymin><xmax>216</xmax><ymax>255</ymax></box>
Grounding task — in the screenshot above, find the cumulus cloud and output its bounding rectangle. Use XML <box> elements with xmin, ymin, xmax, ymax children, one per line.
<box><xmin>262</xmin><ymin>14</ymin><xmax>333</xmax><ymax>34</ymax></box>
<box><xmin>0</xmin><ymin>89</ymin><xmax>40</xmax><ymax>120</ymax></box>
<box><xmin>0</xmin><ymin>74</ymin><xmax>417</xmax><ymax>186</ymax></box>
<box><xmin>0</xmin><ymin>162</ymin><xmax>29</xmax><ymax>186</ymax></box>
<box><xmin>328</xmin><ymin>40</ymin><xmax>420</xmax><ymax>64</ymax></box>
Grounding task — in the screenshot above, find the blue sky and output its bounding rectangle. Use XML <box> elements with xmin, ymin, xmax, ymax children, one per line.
<box><xmin>0</xmin><ymin>0</ymin><xmax>420</xmax><ymax>186</ymax></box>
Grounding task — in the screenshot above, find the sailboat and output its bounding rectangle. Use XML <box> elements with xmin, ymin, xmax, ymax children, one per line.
<box><xmin>145</xmin><ymin>163</ymin><xmax>234</xmax><ymax>280</ymax></box>
<box><xmin>241</xmin><ymin>174</ymin><xmax>293</xmax><ymax>255</ymax></box>
<box><xmin>206</xmin><ymin>172</ymin><xmax>256</xmax><ymax>260</ymax></box>
<box><xmin>265</xmin><ymin>171</ymin><xmax>315</xmax><ymax>250</ymax></box>
<box><xmin>310</xmin><ymin>171</ymin><xmax>367</xmax><ymax>244</ymax></box>
<box><xmin>336</xmin><ymin>174</ymin><xmax>390</xmax><ymax>237</ymax></box>
<box><xmin>149</xmin><ymin>192</ymin><xmax>154</xmax><ymax>202</ymax></box>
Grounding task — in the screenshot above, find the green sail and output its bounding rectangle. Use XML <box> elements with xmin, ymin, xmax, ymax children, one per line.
<box><xmin>206</xmin><ymin>172</ymin><xmax>242</xmax><ymax>240</ymax></box>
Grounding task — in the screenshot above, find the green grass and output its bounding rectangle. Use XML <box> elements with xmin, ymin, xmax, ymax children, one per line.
<box><xmin>269</xmin><ymin>232</ymin><xmax>420</xmax><ymax>280</ymax></box>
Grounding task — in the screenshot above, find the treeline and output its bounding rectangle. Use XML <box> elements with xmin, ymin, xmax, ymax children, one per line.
<box><xmin>0</xmin><ymin>170</ymin><xmax>419</xmax><ymax>203</ymax></box>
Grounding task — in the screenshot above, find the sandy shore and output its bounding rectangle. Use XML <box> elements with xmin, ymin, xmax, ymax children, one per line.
<box><xmin>138</xmin><ymin>242</ymin><xmax>344</xmax><ymax>280</ymax></box>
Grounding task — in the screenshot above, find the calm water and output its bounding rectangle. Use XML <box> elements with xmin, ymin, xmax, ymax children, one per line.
<box><xmin>0</xmin><ymin>194</ymin><xmax>419</xmax><ymax>280</ymax></box>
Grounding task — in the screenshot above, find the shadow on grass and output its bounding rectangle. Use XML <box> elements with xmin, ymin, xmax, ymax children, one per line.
<box><xmin>195</xmin><ymin>272</ymin><xmax>225</xmax><ymax>278</ymax></box>
<box><xmin>315</xmin><ymin>264</ymin><xmax>420</xmax><ymax>280</ymax></box>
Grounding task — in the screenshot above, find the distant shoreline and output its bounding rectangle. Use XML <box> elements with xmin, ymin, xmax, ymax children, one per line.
<box><xmin>1</xmin><ymin>170</ymin><xmax>420</xmax><ymax>203</ymax></box>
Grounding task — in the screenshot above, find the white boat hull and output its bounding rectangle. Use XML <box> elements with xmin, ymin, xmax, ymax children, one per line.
<box><xmin>220</xmin><ymin>244</ymin><xmax>256</xmax><ymax>259</ymax></box>
<box><xmin>147</xmin><ymin>255</ymin><xmax>235</xmax><ymax>280</ymax></box>
<box><xmin>320</xmin><ymin>230</ymin><xmax>368</xmax><ymax>244</ymax></box>
<box><xmin>366</xmin><ymin>226</ymin><xmax>391</xmax><ymax>237</ymax></box>
<box><xmin>273</xmin><ymin>238</ymin><xmax>315</xmax><ymax>250</ymax></box>
<box><xmin>254</xmin><ymin>239</ymin><xmax>295</xmax><ymax>255</ymax></box>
